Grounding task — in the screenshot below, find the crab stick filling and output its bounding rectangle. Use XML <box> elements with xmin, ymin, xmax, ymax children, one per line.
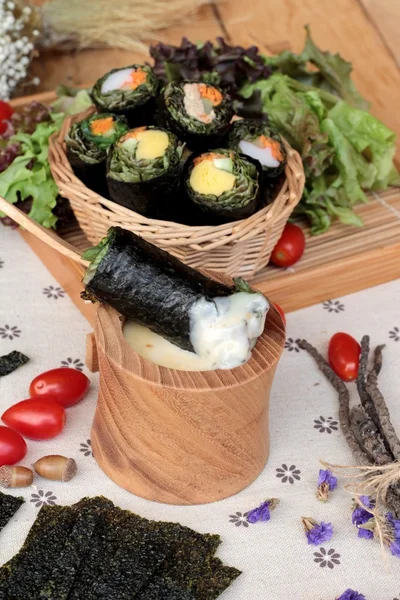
<box><xmin>239</xmin><ymin>135</ymin><xmax>284</xmax><ymax>168</ymax></box>
<box><xmin>101</xmin><ymin>67</ymin><xmax>147</xmax><ymax>93</ymax></box>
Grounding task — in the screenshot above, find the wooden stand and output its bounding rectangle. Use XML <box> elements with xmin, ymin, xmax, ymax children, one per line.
<box><xmin>88</xmin><ymin>304</ymin><xmax>285</xmax><ymax>505</ymax></box>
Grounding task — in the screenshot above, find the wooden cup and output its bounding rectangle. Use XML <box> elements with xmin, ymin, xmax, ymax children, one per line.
<box><xmin>87</xmin><ymin>303</ymin><xmax>285</xmax><ymax>505</ymax></box>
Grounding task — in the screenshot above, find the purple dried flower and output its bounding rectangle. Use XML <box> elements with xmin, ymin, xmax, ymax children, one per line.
<box><xmin>357</xmin><ymin>527</ymin><xmax>374</xmax><ymax>540</ymax></box>
<box><xmin>246</xmin><ymin>498</ymin><xmax>279</xmax><ymax>524</ymax></box>
<box><xmin>359</xmin><ymin>495</ymin><xmax>374</xmax><ymax>509</ymax></box>
<box><xmin>317</xmin><ymin>469</ymin><xmax>338</xmax><ymax>501</ymax></box>
<box><xmin>351</xmin><ymin>506</ymin><xmax>371</xmax><ymax>527</ymax></box>
<box><xmin>301</xmin><ymin>517</ymin><xmax>333</xmax><ymax>545</ymax></box>
<box><xmin>386</xmin><ymin>513</ymin><xmax>400</xmax><ymax>538</ymax></box>
<box><xmin>390</xmin><ymin>540</ymin><xmax>400</xmax><ymax>558</ymax></box>
<box><xmin>337</xmin><ymin>590</ymin><xmax>366</xmax><ymax>600</ymax></box>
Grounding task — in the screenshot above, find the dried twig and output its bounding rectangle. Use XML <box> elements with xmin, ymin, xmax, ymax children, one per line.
<box><xmin>366</xmin><ymin>345</ymin><xmax>400</xmax><ymax>460</ymax></box>
<box><xmin>356</xmin><ymin>336</ymin><xmax>385</xmax><ymax>437</ymax></box>
<box><xmin>349</xmin><ymin>406</ymin><xmax>393</xmax><ymax>466</ymax></box>
<box><xmin>298</xmin><ymin>339</ymin><xmax>371</xmax><ymax>466</ymax></box>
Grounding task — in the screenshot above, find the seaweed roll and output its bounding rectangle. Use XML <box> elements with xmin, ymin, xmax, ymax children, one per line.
<box><xmin>65</xmin><ymin>113</ymin><xmax>128</xmax><ymax>195</ymax></box>
<box><xmin>158</xmin><ymin>81</ymin><xmax>233</xmax><ymax>151</ymax></box>
<box><xmin>91</xmin><ymin>65</ymin><xmax>159</xmax><ymax>126</ymax></box>
<box><xmin>182</xmin><ymin>148</ymin><xmax>261</xmax><ymax>223</ymax></box>
<box><xmin>106</xmin><ymin>126</ymin><xmax>184</xmax><ymax>218</ymax></box>
<box><xmin>82</xmin><ymin>227</ymin><xmax>269</xmax><ymax>370</ymax></box>
<box><xmin>228</xmin><ymin>119</ymin><xmax>286</xmax><ymax>177</ymax></box>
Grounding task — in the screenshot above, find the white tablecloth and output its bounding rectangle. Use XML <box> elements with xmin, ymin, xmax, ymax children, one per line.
<box><xmin>1</xmin><ymin>224</ymin><xmax>399</xmax><ymax>600</ymax></box>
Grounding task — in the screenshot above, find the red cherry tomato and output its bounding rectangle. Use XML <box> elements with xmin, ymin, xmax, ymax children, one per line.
<box><xmin>2</xmin><ymin>398</ymin><xmax>66</xmax><ymax>440</ymax></box>
<box><xmin>273</xmin><ymin>303</ymin><xmax>286</xmax><ymax>326</ymax></box>
<box><xmin>29</xmin><ymin>368</ymin><xmax>90</xmax><ymax>408</ymax></box>
<box><xmin>0</xmin><ymin>426</ymin><xmax>27</xmax><ymax>467</ymax></box>
<box><xmin>0</xmin><ymin>100</ymin><xmax>13</xmax><ymax>134</ymax></box>
<box><xmin>270</xmin><ymin>223</ymin><xmax>306</xmax><ymax>267</ymax></box>
<box><xmin>328</xmin><ymin>332</ymin><xmax>361</xmax><ymax>382</ymax></box>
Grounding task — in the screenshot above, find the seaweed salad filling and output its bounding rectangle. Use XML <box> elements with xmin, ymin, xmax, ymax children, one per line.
<box><xmin>82</xmin><ymin>227</ymin><xmax>268</xmax><ymax>370</ymax></box>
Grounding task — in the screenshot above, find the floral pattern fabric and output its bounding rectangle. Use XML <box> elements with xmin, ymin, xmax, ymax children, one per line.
<box><xmin>1</xmin><ymin>225</ymin><xmax>400</xmax><ymax>599</ymax></box>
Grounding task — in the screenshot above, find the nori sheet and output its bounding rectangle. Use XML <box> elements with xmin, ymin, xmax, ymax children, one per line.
<box><xmin>66</xmin><ymin>147</ymin><xmax>109</xmax><ymax>198</ymax></box>
<box><xmin>82</xmin><ymin>227</ymin><xmax>235</xmax><ymax>352</ymax></box>
<box><xmin>141</xmin><ymin>578</ymin><xmax>195</xmax><ymax>600</ymax></box>
<box><xmin>0</xmin><ymin>495</ymin><xmax>240</xmax><ymax>600</ymax></box>
<box><xmin>106</xmin><ymin>161</ymin><xmax>182</xmax><ymax>219</ymax></box>
<box><xmin>0</xmin><ymin>492</ymin><xmax>24</xmax><ymax>532</ymax></box>
<box><xmin>0</xmin><ymin>351</ymin><xmax>29</xmax><ymax>377</ymax></box>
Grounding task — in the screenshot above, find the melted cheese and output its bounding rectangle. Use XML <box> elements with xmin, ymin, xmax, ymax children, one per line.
<box><xmin>123</xmin><ymin>291</ymin><xmax>269</xmax><ymax>371</ymax></box>
<box><xmin>190</xmin><ymin>159</ymin><xmax>235</xmax><ymax>196</ymax></box>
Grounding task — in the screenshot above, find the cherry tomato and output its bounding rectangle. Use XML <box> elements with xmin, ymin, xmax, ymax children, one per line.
<box><xmin>273</xmin><ymin>303</ymin><xmax>286</xmax><ymax>326</ymax></box>
<box><xmin>270</xmin><ymin>223</ymin><xmax>306</xmax><ymax>267</ymax></box>
<box><xmin>328</xmin><ymin>332</ymin><xmax>361</xmax><ymax>382</ymax></box>
<box><xmin>0</xmin><ymin>100</ymin><xmax>13</xmax><ymax>134</ymax></box>
<box><xmin>0</xmin><ymin>426</ymin><xmax>27</xmax><ymax>467</ymax></box>
<box><xmin>29</xmin><ymin>368</ymin><xmax>90</xmax><ymax>408</ymax></box>
<box><xmin>2</xmin><ymin>398</ymin><xmax>66</xmax><ymax>440</ymax></box>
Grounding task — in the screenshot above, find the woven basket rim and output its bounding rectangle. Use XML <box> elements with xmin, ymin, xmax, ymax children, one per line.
<box><xmin>49</xmin><ymin>110</ymin><xmax>305</xmax><ymax>241</ymax></box>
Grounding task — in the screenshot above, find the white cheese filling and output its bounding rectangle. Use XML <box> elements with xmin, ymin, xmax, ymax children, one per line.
<box><xmin>123</xmin><ymin>291</ymin><xmax>268</xmax><ymax>371</ymax></box>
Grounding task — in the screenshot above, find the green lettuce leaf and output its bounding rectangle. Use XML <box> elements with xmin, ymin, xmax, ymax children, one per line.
<box><xmin>328</xmin><ymin>101</ymin><xmax>397</xmax><ymax>188</ymax></box>
<box><xmin>300</xmin><ymin>25</ymin><xmax>369</xmax><ymax>110</ymax></box>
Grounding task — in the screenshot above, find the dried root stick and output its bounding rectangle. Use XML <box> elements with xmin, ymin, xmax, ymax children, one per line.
<box><xmin>349</xmin><ymin>406</ymin><xmax>393</xmax><ymax>466</ymax></box>
<box><xmin>298</xmin><ymin>339</ymin><xmax>371</xmax><ymax>466</ymax></box>
<box><xmin>366</xmin><ymin>345</ymin><xmax>400</xmax><ymax>460</ymax></box>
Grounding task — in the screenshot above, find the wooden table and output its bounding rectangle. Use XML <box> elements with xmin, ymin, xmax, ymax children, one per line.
<box><xmin>31</xmin><ymin>0</ymin><xmax>400</xmax><ymax>159</ymax></box>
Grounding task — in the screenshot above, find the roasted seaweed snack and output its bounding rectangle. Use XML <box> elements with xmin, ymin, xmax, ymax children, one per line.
<box><xmin>65</xmin><ymin>113</ymin><xmax>128</xmax><ymax>195</ymax></box>
<box><xmin>91</xmin><ymin>64</ymin><xmax>159</xmax><ymax>126</ymax></box>
<box><xmin>228</xmin><ymin>119</ymin><xmax>286</xmax><ymax>177</ymax></box>
<box><xmin>106</xmin><ymin>126</ymin><xmax>183</xmax><ymax>218</ymax></box>
<box><xmin>0</xmin><ymin>350</ymin><xmax>29</xmax><ymax>377</ymax></box>
<box><xmin>183</xmin><ymin>148</ymin><xmax>261</xmax><ymax>224</ymax></box>
<box><xmin>0</xmin><ymin>491</ymin><xmax>24</xmax><ymax>532</ymax></box>
<box><xmin>82</xmin><ymin>227</ymin><xmax>269</xmax><ymax>369</ymax></box>
<box><xmin>158</xmin><ymin>81</ymin><xmax>233</xmax><ymax>151</ymax></box>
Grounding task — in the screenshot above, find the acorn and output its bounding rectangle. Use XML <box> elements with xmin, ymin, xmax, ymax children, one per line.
<box><xmin>0</xmin><ymin>465</ymin><xmax>34</xmax><ymax>488</ymax></box>
<box><xmin>34</xmin><ymin>455</ymin><xmax>77</xmax><ymax>482</ymax></box>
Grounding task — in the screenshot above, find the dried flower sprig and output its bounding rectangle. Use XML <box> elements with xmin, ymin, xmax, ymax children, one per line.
<box><xmin>246</xmin><ymin>498</ymin><xmax>279</xmax><ymax>524</ymax></box>
<box><xmin>336</xmin><ymin>590</ymin><xmax>366</xmax><ymax>600</ymax></box>
<box><xmin>301</xmin><ymin>517</ymin><xmax>333</xmax><ymax>545</ymax></box>
<box><xmin>317</xmin><ymin>468</ymin><xmax>338</xmax><ymax>502</ymax></box>
<box><xmin>0</xmin><ymin>0</ymin><xmax>41</xmax><ymax>99</ymax></box>
<box><xmin>351</xmin><ymin>496</ymin><xmax>400</xmax><ymax>558</ymax></box>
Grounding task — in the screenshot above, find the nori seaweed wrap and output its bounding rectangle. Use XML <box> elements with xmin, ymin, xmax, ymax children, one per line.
<box><xmin>65</xmin><ymin>113</ymin><xmax>128</xmax><ymax>196</ymax></box>
<box><xmin>227</xmin><ymin>119</ymin><xmax>286</xmax><ymax>177</ymax></box>
<box><xmin>82</xmin><ymin>227</ymin><xmax>235</xmax><ymax>353</ymax></box>
<box><xmin>91</xmin><ymin>64</ymin><xmax>159</xmax><ymax>127</ymax></box>
<box><xmin>182</xmin><ymin>148</ymin><xmax>262</xmax><ymax>224</ymax></box>
<box><xmin>106</xmin><ymin>126</ymin><xmax>184</xmax><ymax>219</ymax></box>
<box><xmin>157</xmin><ymin>81</ymin><xmax>233</xmax><ymax>152</ymax></box>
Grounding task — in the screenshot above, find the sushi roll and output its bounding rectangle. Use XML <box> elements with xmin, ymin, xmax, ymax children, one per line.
<box><xmin>91</xmin><ymin>65</ymin><xmax>159</xmax><ymax>127</ymax></box>
<box><xmin>157</xmin><ymin>81</ymin><xmax>233</xmax><ymax>152</ymax></box>
<box><xmin>65</xmin><ymin>113</ymin><xmax>129</xmax><ymax>196</ymax></box>
<box><xmin>227</xmin><ymin>119</ymin><xmax>286</xmax><ymax>177</ymax></box>
<box><xmin>82</xmin><ymin>227</ymin><xmax>269</xmax><ymax>369</ymax></box>
<box><xmin>182</xmin><ymin>148</ymin><xmax>262</xmax><ymax>224</ymax></box>
<box><xmin>106</xmin><ymin>126</ymin><xmax>184</xmax><ymax>219</ymax></box>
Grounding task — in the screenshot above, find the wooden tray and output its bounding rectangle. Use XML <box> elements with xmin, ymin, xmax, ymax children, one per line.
<box><xmin>17</xmin><ymin>187</ymin><xmax>400</xmax><ymax>325</ymax></box>
<box><xmin>9</xmin><ymin>92</ymin><xmax>400</xmax><ymax>323</ymax></box>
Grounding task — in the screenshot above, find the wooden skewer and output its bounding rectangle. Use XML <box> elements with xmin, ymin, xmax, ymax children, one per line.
<box><xmin>0</xmin><ymin>196</ymin><xmax>89</xmax><ymax>267</ymax></box>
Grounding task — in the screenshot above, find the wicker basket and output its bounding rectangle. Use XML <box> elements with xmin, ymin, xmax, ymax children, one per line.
<box><xmin>49</xmin><ymin>111</ymin><xmax>305</xmax><ymax>277</ymax></box>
